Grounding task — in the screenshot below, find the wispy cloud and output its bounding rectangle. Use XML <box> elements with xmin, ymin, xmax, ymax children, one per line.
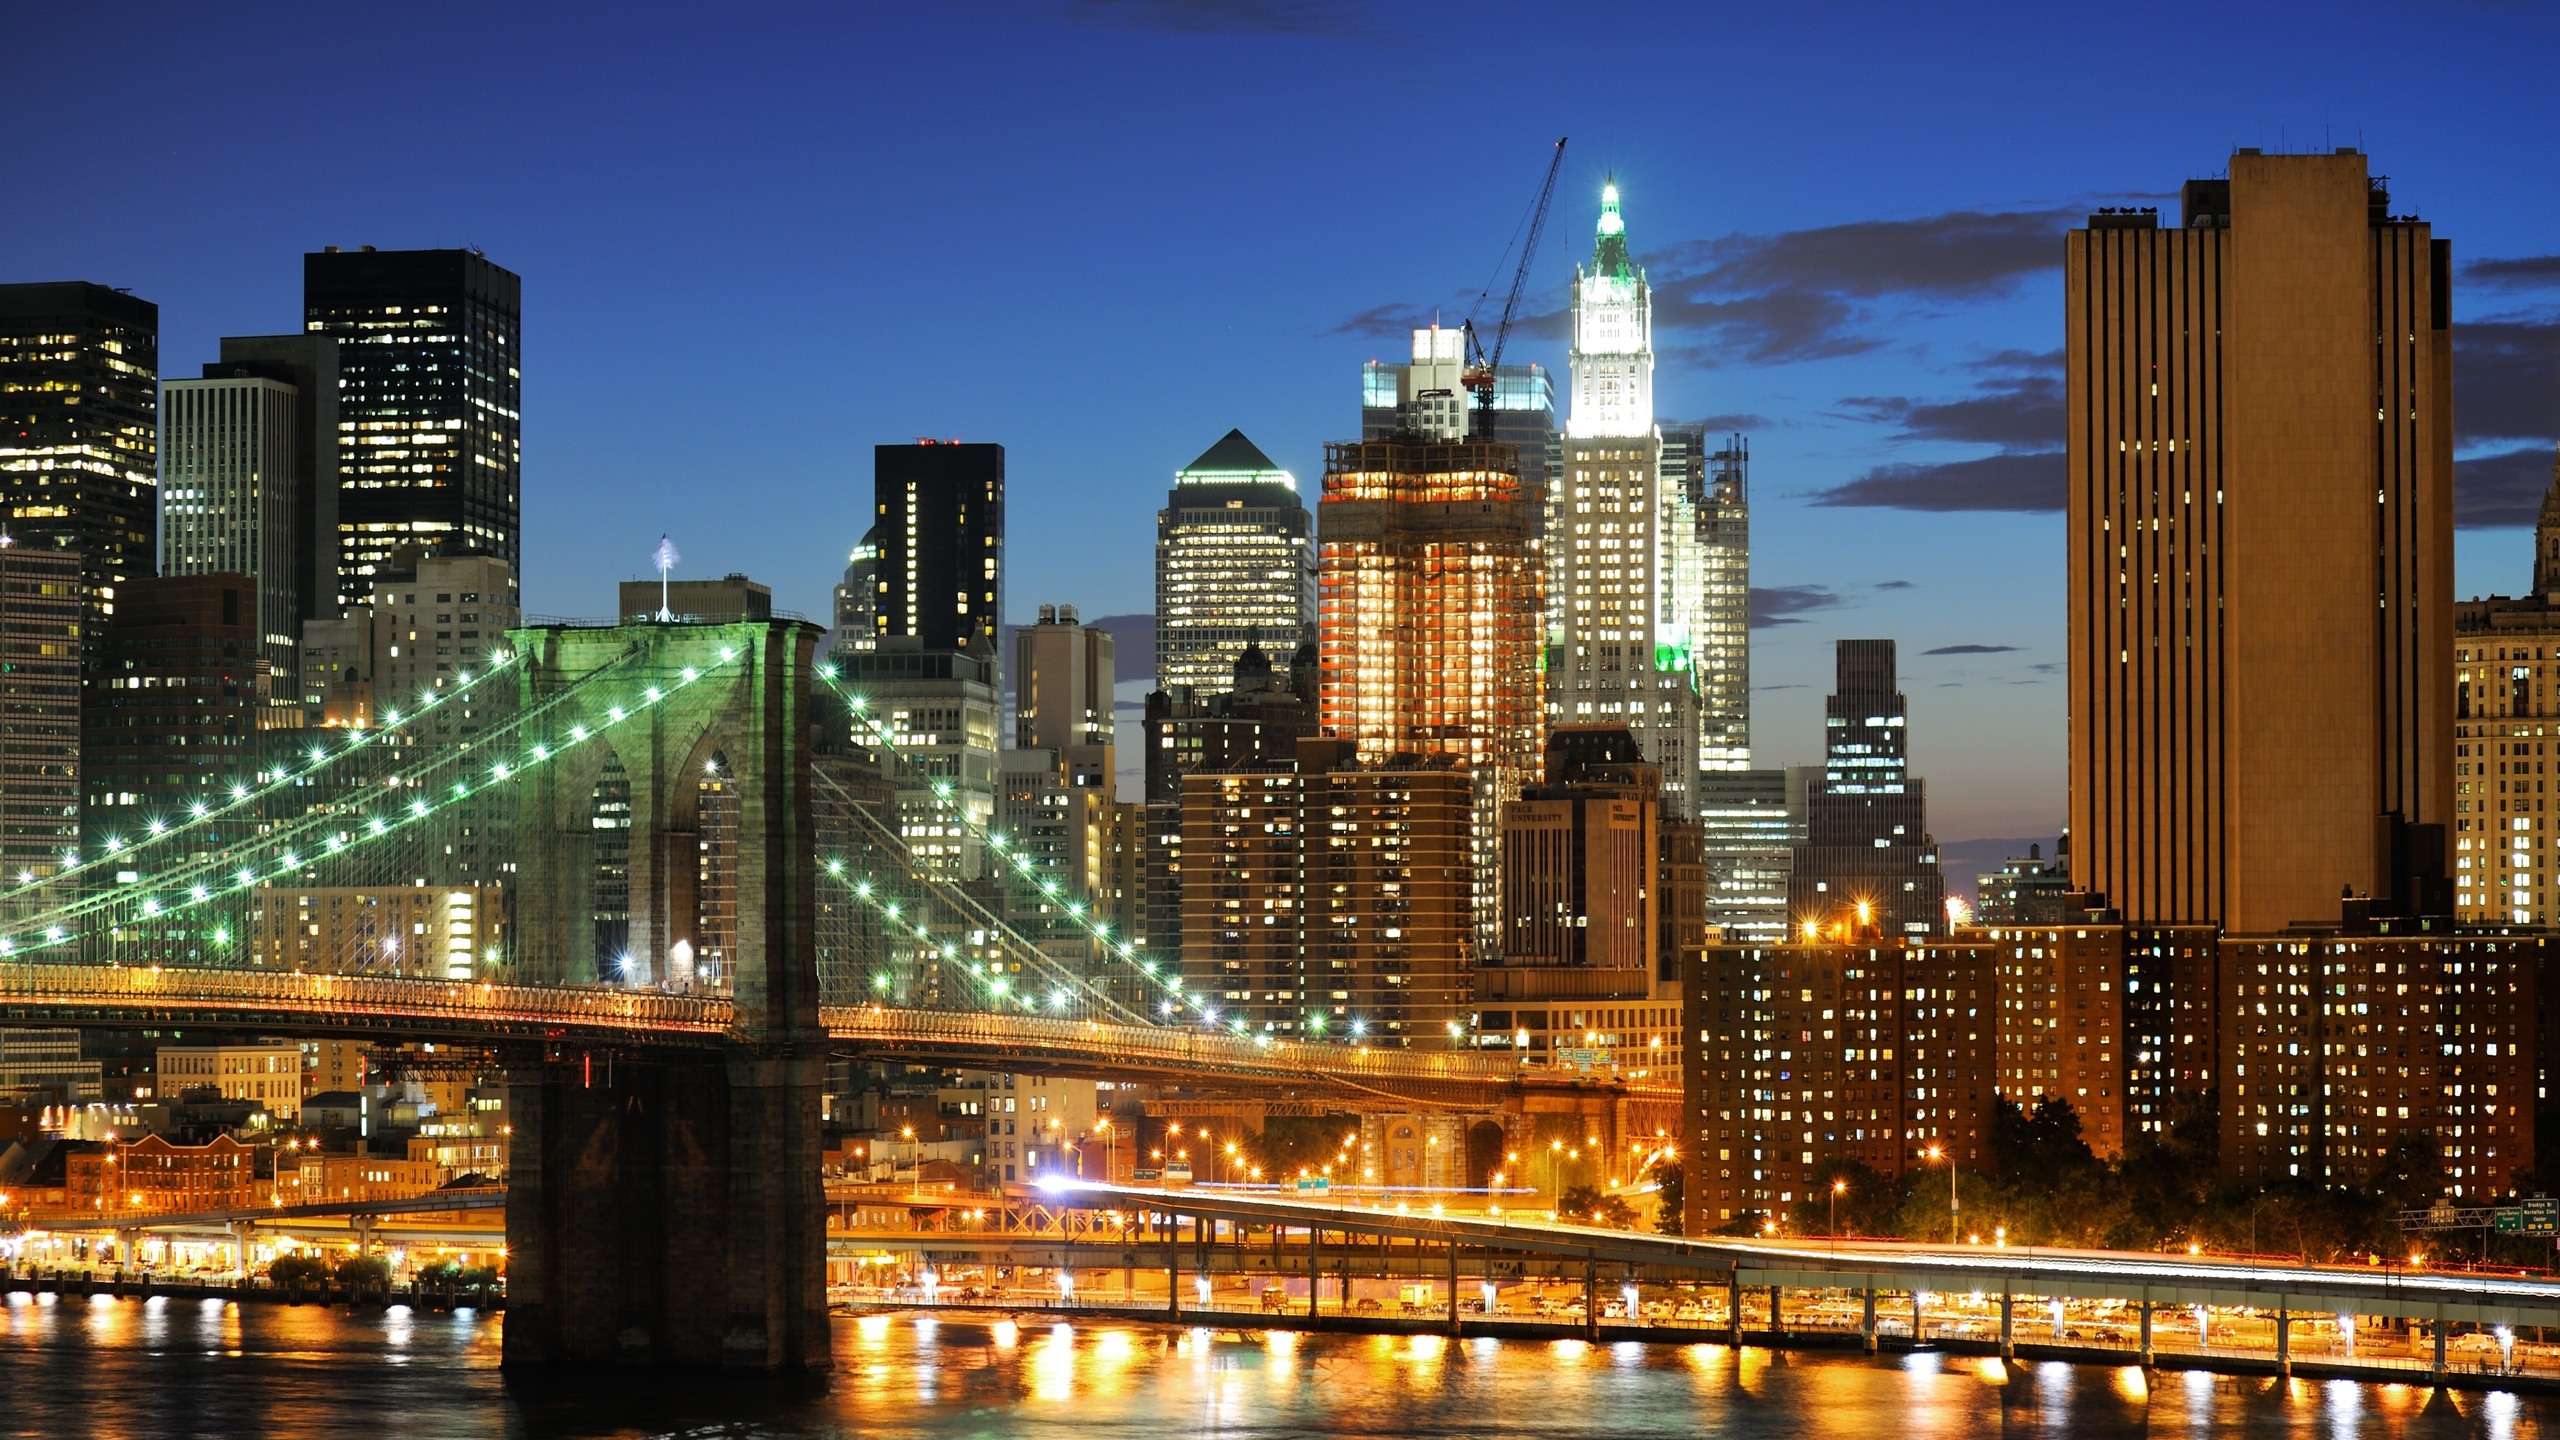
<box><xmin>2458</xmin><ymin>316</ymin><xmax>2560</xmax><ymax>446</ymax></box>
<box><xmin>1924</xmin><ymin>643</ymin><xmax>2020</xmax><ymax>655</ymax></box>
<box><xmin>1750</xmin><ymin>585</ymin><xmax>1846</xmax><ymax>628</ymax></box>
<box><xmin>2466</xmin><ymin>255</ymin><xmax>2560</xmax><ymax>290</ymax></box>
<box><xmin>2459</xmin><ymin>444</ymin><xmax>2558</xmax><ymax>529</ymax></box>
<box><xmin>1809</xmin><ymin>452</ymin><xmax>2065</xmax><ymax>513</ymax></box>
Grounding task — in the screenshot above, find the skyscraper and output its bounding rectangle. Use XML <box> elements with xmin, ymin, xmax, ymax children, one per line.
<box><xmin>1786</xmin><ymin>640</ymin><xmax>1945</xmax><ymax>937</ymax></box>
<box><xmin>83</xmin><ymin>575</ymin><xmax>261</xmax><ymax>853</ymax></box>
<box><xmin>1152</xmin><ymin>430</ymin><xmax>1313</xmax><ymax>695</ymax></box>
<box><xmin>1546</xmin><ymin>182</ymin><xmax>1704</xmax><ymax>817</ymax></box>
<box><xmin>827</xmin><ymin>525</ymin><xmax>881</xmax><ymax>659</ymax></box>
<box><xmin>1695</xmin><ymin>765</ymin><xmax>1809</xmax><ymax>944</ymax></box>
<box><xmin>0</xmin><ymin>544</ymin><xmax>82</xmax><ymax>889</ymax></box>
<box><xmin>1360</xmin><ymin>327</ymin><xmax>1558</xmax><ymax>498</ymax></box>
<box><xmin>2450</xmin><ymin>447</ymin><xmax>2560</xmax><ymax>924</ymax></box>
<box><xmin>1665</xmin><ymin>428</ymin><xmax>1751</xmax><ymax>771</ymax></box>
<box><xmin>304</xmin><ymin>247</ymin><xmax>521</xmax><ymax>608</ymax></box>
<box><xmin>1318</xmin><ymin>429</ymin><xmax>1541</xmax><ymax>956</ymax></box>
<box><xmin>160</xmin><ymin>335</ymin><xmax>340</xmax><ymax>718</ymax></box>
<box><xmin>2066</xmin><ymin>151</ymin><xmax>2453</xmax><ymax>933</ymax></box>
<box><xmin>0</xmin><ymin>282</ymin><xmax>157</xmax><ymax>645</ymax></box>
<box><xmin>872</xmin><ymin>441</ymin><xmax>1004</xmax><ymax>670</ymax></box>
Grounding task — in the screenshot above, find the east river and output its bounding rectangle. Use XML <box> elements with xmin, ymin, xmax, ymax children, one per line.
<box><xmin>4</xmin><ymin>1295</ymin><xmax>2559</xmax><ymax>1437</ymax></box>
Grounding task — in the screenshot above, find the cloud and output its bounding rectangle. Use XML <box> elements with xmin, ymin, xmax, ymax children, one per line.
<box><xmin>1679</xmin><ymin>412</ymin><xmax>1768</xmax><ymax>432</ymax></box>
<box><xmin>1874</xmin><ymin>579</ymin><xmax>1915</xmax><ymax>590</ymax></box>
<box><xmin>1841</xmin><ymin>371</ymin><xmax>2063</xmax><ymax>449</ymax></box>
<box><xmin>2458</xmin><ymin>444</ymin><xmax>2558</xmax><ymax>529</ymax></box>
<box><xmin>1757</xmin><ymin>683</ymin><xmax>1809</xmax><ymax>691</ymax></box>
<box><xmin>1064</xmin><ymin>0</ymin><xmax>1363</xmax><ymax>33</ymax></box>
<box><xmin>1645</xmin><ymin>208</ymin><xmax>2074</xmax><ymax>365</ymax></box>
<box><xmin>1808</xmin><ymin>451</ymin><xmax>2065</xmax><ymax>512</ymax></box>
<box><xmin>1750</xmin><ymin>585</ymin><xmax>1846</xmax><ymax>628</ymax></box>
<box><xmin>2029</xmin><ymin>662</ymin><xmax>2062</xmax><ymax>674</ymax></box>
<box><xmin>2457</xmin><ymin>316</ymin><xmax>2560</xmax><ymax>445</ymax></box>
<box><xmin>1325</xmin><ymin>302</ymin><xmax>1438</xmax><ymax>340</ymax></box>
<box><xmin>2466</xmin><ymin>255</ymin><xmax>2560</xmax><ymax>290</ymax></box>
<box><xmin>1924</xmin><ymin>643</ymin><xmax>2020</xmax><ymax>655</ymax></box>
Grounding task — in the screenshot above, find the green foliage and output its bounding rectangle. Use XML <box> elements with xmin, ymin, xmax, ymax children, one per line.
<box><xmin>267</xmin><ymin>1253</ymin><xmax>327</xmax><ymax>1288</ymax></box>
<box><xmin>335</xmin><ymin>1255</ymin><xmax>391</xmax><ymax>1288</ymax></box>
<box><xmin>1555</xmin><ymin>1184</ymin><xmax>1638</xmax><ymax>1228</ymax></box>
<box><xmin>1650</xmin><ymin>1159</ymin><xmax>1685</xmax><ymax>1236</ymax></box>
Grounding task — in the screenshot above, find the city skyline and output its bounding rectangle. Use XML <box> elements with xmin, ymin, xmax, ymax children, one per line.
<box><xmin>7</xmin><ymin>4</ymin><xmax>2558</xmax><ymax>848</ymax></box>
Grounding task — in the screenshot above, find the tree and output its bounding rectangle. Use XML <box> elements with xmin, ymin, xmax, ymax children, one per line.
<box><xmin>1650</xmin><ymin>1159</ymin><xmax>1685</xmax><ymax>1236</ymax></box>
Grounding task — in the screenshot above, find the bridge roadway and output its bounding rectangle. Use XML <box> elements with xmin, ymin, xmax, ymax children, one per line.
<box><xmin>0</xmin><ymin>963</ymin><xmax>1670</xmax><ymax>1107</ymax></box>
<box><xmin>956</xmin><ymin>1181</ymin><xmax>2560</xmax><ymax>1333</ymax></box>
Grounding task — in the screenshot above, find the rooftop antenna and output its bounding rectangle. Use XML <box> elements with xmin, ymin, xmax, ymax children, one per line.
<box><xmin>652</xmin><ymin>534</ymin><xmax>679</xmax><ymax>621</ymax></box>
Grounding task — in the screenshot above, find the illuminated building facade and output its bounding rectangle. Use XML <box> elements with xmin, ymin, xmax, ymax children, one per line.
<box><xmin>828</xmin><ymin>526</ymin><xmax>881</xmax><ymax>659</ymax></box>
<box><xmin>1361</xmin><ymin>327</ymin><xmax>1557</xmax><ymax>496</ymax></box>
<box><xmin>1548</xmin><ymin>182</ymin><xmax>1703</xmax><ymax>816</ymax></box>
<box><xmin>1179</xmin><ymin>740</ymin><xmax>1474</xmax><ymax>1044</ymax></box>
<box><xmin>249</xmin><ymin>884</ymin><xmax>507</xmax><ymax>980</ymax></box>
<box><xmin>2452</xmin><ymin>449</ymin><xmax>2560</xmax><ymax>924</ymax></box>
<box><xmin>835</xmin><ymin>639</ymin><xmax>997</xmax><ymax>879</ymax></box>
<box><xmin>1317</xmin><ymin>433</ymin><xmax>1540</xmax><ymax>956</ymax></box>
<box><xmin>2066</xmin><ymin>153</ymin><xmax>2453</xmax><ymax>932</ymax></box>
<box><xmin>1153</xmin><ymin>429</ymin><xmax>1312</xmax><ymax>695</ymax></box>
<box><xmin>1665</xmin><ymin>426</ymin><xmax>1751</xmax><ymax>771</ymax></box>
<box><xmin>304</xmin><ymin>248</ymin><xmax>520</xmax><ymax>609</ymax></box>
<box><xmin>1696</xmin><ymin>767</ymin><xmax>1806</xmax><ymax>944</ymax></box>
<box><xmin>0</xmin><ymin>545</ymin><xmax>83</xmax><ymax>888</ymax></box>
<box><xmin>1786</xmin><ymin>640</ymin><xmax>1946</xmax><ymax>937</ymax></box>
<box><xmin>82</xmin><ymin>575</ymin><xmax>261</xmax><ymax>859</ymax></box>
<box><xmin>0</xmin><ymin>282</ymin><xmax>157</xmax><ymax>648</ymax></box>
<box><xmin>162</xmin><ymin>335</ymin><xmax>340</xmax><ymax>719</ymax></box>
<box><xmin>1142</xmin><ymin>640</ymin><xmax>1318</xmax><ymax>970</ymax></box>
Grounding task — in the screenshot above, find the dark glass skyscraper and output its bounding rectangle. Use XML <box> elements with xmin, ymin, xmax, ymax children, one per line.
<box><xmin>1786</xmin><ymin>639</ymin><xmax>1945</xmax><ymax>937</ymax></box>
<box><xmin>0</xmin><ymin>282</ymin><xmax>158</xmax><ymax>645</ymax></box>
<box><xmin>303</xmin><ymin>248</ymin><xmax>520</xmax><ymax>609</ymax></box>
<box><xmin>871</xmin><ymin>440</ymin><xmax>1004</xmax><ymax>666</ymax></box>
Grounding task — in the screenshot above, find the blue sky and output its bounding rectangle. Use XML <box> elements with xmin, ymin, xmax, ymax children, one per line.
<box><xmin>10</xmin><ymin>0</ymin><xmax>2557</xmax><ymax>842</ymax></box>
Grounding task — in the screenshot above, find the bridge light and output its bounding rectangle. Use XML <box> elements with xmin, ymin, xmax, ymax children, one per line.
<box><xmin>45</xmin><ymin>927</ymin><xmax>63</xmax><ymax>943</ymax></box>
<box><xmin>368</xmin><ymin>819</ymin><xmax>386</xmax><ymax>835</ymax></box>
<box><xmin>0</xmin><ymin>939</ymin><xmax>12</xmax><ymax>955</ymax></box>
<box><xmin>236</xmin><ymin>869</ymin><xmax>255</xmax><ymax>885</ymax></box>
<box><xmin>383</xmin><ymin>710</ymin><xmax>401</xmax><ymax>725</ymax></box>
<box><xmin>849</xmin><ymin>696</ymin><xmax>867</xmax><ymax>711</ymax></box>
<box><xmin>1350</xmin><ymin>1021</ymin><xmax>1367</xmax><ymax>1038</ymax></box>
<box><xmin>826</xmin><ymin>859</ymin><xmax>844</xmax><ymax>875</ymax></box>
<box><xmin>189</xmin><ymin>803</ymin><xmax>206</xmax><ymax>819</ymax></box>
<box><xmin>934</xmin><ymin>782</ymin><xmax>952</xmax><ymax>799</ymax></box>
<box><xmin>532</xmin><ymin>745</ymin><xmax>549</xmax><ymax>761</ymax></box>
<box><xmin>491</xmin><ymin>763</ymin><xmax>510</xmax><ymax>780</ymax></box>
<box><xmin>855</xmin><ymin>881</ymin><xmax>871</xmax><ymax>897</ymax></box>
<box><xmin>13</xmin><ymin>871</ymin><xmax>27</xmax><ymax>885</ymax></box>
<box><xmin>644</xmin><ymin>687</ymin><xmax>662</xmax><ymax>703</ymax></box>
<box><xmin>188</xmin><ymin>885</ymin><xmax>207</xmax><ymax>902</ymax></box>
<box><xmin>103</xmin><ymin>837</ymin><xmax>123</xmax><ymax>853</ymax></box>
<box><xmin>872</xmin><ymin>973</ymin><xmax>889</xmax><ymax>990</ymax></box>
<box><xmin>884</xmin><ymin>902</ymin><xmax>899</xmax><ymax>918</ymax></box>
<box><xmin>411</xmin><ymin>801</ymin><xmax>429</xmax><ymax>818</ymax></box>
<box><xmin>453</xmin><ymin>782</ymin><xmax>468</xmax><ymax>798</ymax></box>
<box><xmin>569</xmin><ymin>726</ymin><xmax>587</xmax><ymax>742</ymax></box>
<box><xmin>719</xmin><ymin>648</ymin><xmax>735</xmax><ymax>661</ymax></box>
<box><xmin>279</xmin><ymin>852</ymin><xmax>299</xmax><ymax>869</ymax></box>
<box><xmin>308</xmin><ymin>746</ymin><xmax>325</xmax><ymax>765</ymax></box>
<box><xmin>607</xmin><ymin>708</ymin><xmax>625</xmax><ymax>723</ymax></box>
<box><xmin>147</xmin><ymin>819</ymin><xmax>165</xmax><ymax>836</ymax></box>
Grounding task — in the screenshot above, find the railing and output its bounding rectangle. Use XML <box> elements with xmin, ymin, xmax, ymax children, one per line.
<box><xmin>0</xmin><ymin>963</ymin><xmax>731</xmax><ymax>1035</ymax></box>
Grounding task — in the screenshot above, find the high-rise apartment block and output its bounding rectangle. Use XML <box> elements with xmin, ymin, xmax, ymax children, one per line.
<box><xmin>1180</xmin><ymin>739</ymin><xmax>1473</xmax><ymax>1044</ymax></box>
<box><xmin>1546</xmin><ymin>184</ymin><xmax>1708</xmax><ymax>817</ymax></box>
<box><xmin>835</xmin><ymin>641</ymin><xmax>997</xmax><ymax>880</ymax></box>
<box><xmin>2067</xmin><ymin>151</ymin><xmax>2453</xmax><ymax>933</ymax></box>
<box><xmin>1153</xmin><ymin>430</ymin><xmax>1313</xmax><ymax>695</ymax></box>
<box><xmin>2452</xmin><ymin>450</ymin><xmax>2560</xmax><ymax>924</ymax></box>
<box><xmin>304</xmin><ymin>248</ymin><xmax>520</xmax><ymax>608</ymax></box>
<box><xmin>0</xmin><ymin>282</ymin><xmax>157</xmax><ymax>645</ymax></box>
<box><xmin>1666</xmin><ymin>427</ymin><xmax>1751</xmax><ymax>771</ymax></box>
<box><xmin>161</xmin><ymin>336</ymin><xmax>341</xmax><ymax>717</ymax></box>
<box><xmin>0</xmin><ymin>544</ymin><xmax>83</xmax><ymax>885</ymax></box>
<box><xmin>1014</xmin><ymin>604</ymin><xmax>1115</xmax><ymax>788</ymax></box>
<box><xmin>1142</xmin><ymin>640</ymin><xmax>1318</xmax><ymax>969</ymax></box>
<box><xmin>1361</xmin><ymin>327</ymin><xmax>1558</xmax><ymax>497</ymax></box>
<box><xmin>1786</xmin><ymin>640</ymin><xmax>1945</xmax><ymax>937</ymax></box>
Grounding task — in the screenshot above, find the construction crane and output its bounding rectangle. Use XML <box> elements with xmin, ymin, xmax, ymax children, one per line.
<box><xmin>1461</xmin><ymin>136</ymin><xmax>1568</xmax><ymax>429</ymax></box>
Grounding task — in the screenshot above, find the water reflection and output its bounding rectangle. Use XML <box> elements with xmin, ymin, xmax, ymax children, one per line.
<box><xmin>0</xmin><ymin>1298</ymin><xmax>2555</xmax><ymax>1436</ymax></box>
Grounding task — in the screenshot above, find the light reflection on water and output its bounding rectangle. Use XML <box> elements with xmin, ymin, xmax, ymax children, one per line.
<box><xmin>0</xmin><ymin>1299</ymin><xmax>2549</xmax><ymax>1437</ymax></box>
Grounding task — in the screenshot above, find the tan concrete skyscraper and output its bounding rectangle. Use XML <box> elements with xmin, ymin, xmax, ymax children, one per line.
<box><xmin>2067</xmin><ymin>150</ymin><xmax>2453</xmax><ymax>933</ymax></box>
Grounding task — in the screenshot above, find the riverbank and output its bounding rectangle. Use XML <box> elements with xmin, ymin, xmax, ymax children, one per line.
<box><xmin>3</xmin><ymin>1269</ymin><xmax>501</xmax><ymax>1310</ymax></box>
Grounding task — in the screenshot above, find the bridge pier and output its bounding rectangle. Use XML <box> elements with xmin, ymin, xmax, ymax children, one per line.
<box><xmin>1861</xmin><ymin>1286</ymin><xmax>1877</xmax><ymax>1352</ymax></box>
<box><xmin>504</xmin><ymin>1051</ymin><xmax>829</xmax><ymax>1369</ymax></box>
<box><xmin>2276</xmin><ymin>1304</ymin><xmax>2290</xmax><ymax>1376</ymax></box>
<box><xmin>2139</xmin><ymin>1294</ymin><xmax>2153</xmax><ymax>1365</ymax></box>
<box><xmin>1999</xmin><ymin>1283</ymin><xmax>2013</xmax><ymax>1361</ymax></box>
<box><xmin>1726</xmin><ymin>1270</ymin><xmax>1741</xmax><ymax>1345</ymax></box>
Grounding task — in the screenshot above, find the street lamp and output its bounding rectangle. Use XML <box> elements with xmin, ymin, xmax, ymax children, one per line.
<box><xmin>1830</xmin><ymin>1178</ymin><xmax>1847</xmax><ymax>1238</ymax></box>
<box><xmin>1924</xmin><ymin>1145</ymin><xmax>1956</xmax><ymax>1244</ymax></box>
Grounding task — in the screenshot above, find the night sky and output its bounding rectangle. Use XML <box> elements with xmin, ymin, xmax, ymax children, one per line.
<box><xmin>11</xmin><ymin>1</ymin><xmax>2557</xmax><ymax>854</ymax></box>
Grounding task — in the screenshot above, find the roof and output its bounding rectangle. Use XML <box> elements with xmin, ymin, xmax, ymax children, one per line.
<box><xmin>1178</xmin><ymin>429</ymin><xmax>1293</xmax><ymax>486</ymax></box>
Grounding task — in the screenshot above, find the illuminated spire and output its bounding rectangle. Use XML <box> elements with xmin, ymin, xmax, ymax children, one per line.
<box><xmin>1591</xmin><ymin>174</ymin><xmax>1633</xmax><ymax>278</ymax></box>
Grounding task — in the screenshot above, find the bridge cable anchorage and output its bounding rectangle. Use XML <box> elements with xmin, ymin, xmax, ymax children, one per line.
<box><xmin>15</xmin><ymin>644</ymin><xmax>736</xmax><ymax>969</ymax></box>
<box><xmin>818</xmin><ymin>667</ymin><xmax>1332</xmax><ymax>1047</ymax></box>
<box><xmin>15</xmin><ymin>647</ymin><xmax>537</xmax><ymax>907</ymax></box>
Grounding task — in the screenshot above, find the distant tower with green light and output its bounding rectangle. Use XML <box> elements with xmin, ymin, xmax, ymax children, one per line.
<box><xmin>1546</xmin><ymin>179</ymin><xmax>1705</xmax><ymax>817</ymax></box>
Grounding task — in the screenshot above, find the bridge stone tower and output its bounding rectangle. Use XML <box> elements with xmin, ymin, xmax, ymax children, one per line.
<box><xmin>502</xmin><ymin>620</ymin><xmax>831</xmax><ymax>1371</ymax></box>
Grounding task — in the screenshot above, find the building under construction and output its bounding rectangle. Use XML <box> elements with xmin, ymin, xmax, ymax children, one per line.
<box><xmin>1317</xmin><ymin>434</ymin><xmax>1543</xmax><ymax>958</ymax></box>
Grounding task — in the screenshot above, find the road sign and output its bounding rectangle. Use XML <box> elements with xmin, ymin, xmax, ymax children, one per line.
<box><xmin>2525</xmin><ymin>1196</ymin><xmax>2558</xmax><ymax>1234</ymax></box>
<box><xmin>1296</xmin><ymin>1176</ymin><xmax>1331</xmax><ymax>1194</ymax></box>
<box><xmin>2494</xmin><ymin>1208</ymin><xmax>2524</xmax><ymax>1234</ymax></box>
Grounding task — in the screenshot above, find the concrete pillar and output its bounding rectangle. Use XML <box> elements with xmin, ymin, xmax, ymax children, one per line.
<box><xmin>1727</xmin><ymin>1271</ymin><xmax>1742</xmax><ymax>1344</ymax></box>
<box><xmin>1583</xmin><ymin>1258</ymin><xmax>1598</xmax><ymax>1340</ymax></box>
<box><xmin>352</xmin><ymin>1217</ymin><xmax>378</xmax><ymax>1259</ymax></box>
<box><xmin>228</xmin><ymin>1221</ymin><xmax>256</xmax><ymax>1280</ymax></box>
<box><xmin>1166</xmin><ymin>1211</ymin><xmax>1181</xmax><ymax>1320</ymax></box>
<box><xmin>2139</xmin><ymin>1295</ymin><xmax>2154</xmax><ymax>1366</ymax></box>
<box><xmin>1446</xmin><ymin>1240</ymin><xmax>1461</xmax><ymax>1337</ymax></box>
<box><xmin>1862</xmin><ymin>1286</ymin><xmax>1877</xmax><ymax>1352</ymax></box>
<box><xmin>1913</xmin><ymin>1289</ymin><xmax>1925</xmax><ymax>1344</ymax></box>
<box><xmin>2433</xmin><ymin>1307</ymin><xmax>2447</xmax><ymax>1380</ymax></box>
<box><xmin>1308</xmin><ymin>1229</ymin><xmax>1320</xmax><ymax>1318</ymax></box>
<box><xmin>1999</xmin><ymin>1284</ymin><xmax>2013</xmax><ymax>1361</ymax></box>
<box><xmin>1770</xmin><ymin>1285</ymin><xmax>1783</xmax><ymax>1334</ymax></box>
